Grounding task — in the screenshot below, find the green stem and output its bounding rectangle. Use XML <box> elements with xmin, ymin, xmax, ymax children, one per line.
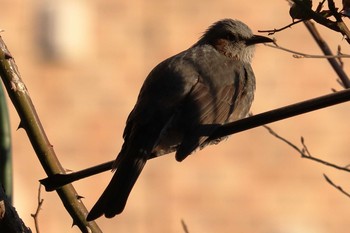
<box><xmin>0</xmin><ymin>82</ymin><xmax>12</xmax><ymax>204</ymax></box>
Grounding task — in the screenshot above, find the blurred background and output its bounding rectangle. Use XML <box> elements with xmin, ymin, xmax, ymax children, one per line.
<box><xmin>1</xmin><ymin>0</ymin><xmax>350</xmax><ymax>232</ymax></box>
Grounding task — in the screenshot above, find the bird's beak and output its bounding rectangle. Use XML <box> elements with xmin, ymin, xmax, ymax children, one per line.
<box><xmin>246</xmin><ymin>35</ymin><xmax>274</xmax><ymax>46</ymax></box>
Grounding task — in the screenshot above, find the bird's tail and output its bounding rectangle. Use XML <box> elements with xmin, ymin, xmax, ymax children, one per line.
<box><xmin>86</xmin><ymin>156</ymin><xmax>147</xmax><ymax>221</ymax></box>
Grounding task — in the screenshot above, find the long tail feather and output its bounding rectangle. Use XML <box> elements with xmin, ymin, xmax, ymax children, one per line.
<box><xmin>86</xmin><ymin>156</ymin><xmax>146</xmax><ymax>221</ymax></box>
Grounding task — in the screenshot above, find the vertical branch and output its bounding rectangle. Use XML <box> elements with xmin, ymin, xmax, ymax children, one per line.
<box><xmin>0</xmin><ymin>36</ymin><xmax>101</xmax><ymax>232</ymax></box>
<box><xmin>0</xmin><ymin>83</ymin><xmax>12</xmax><ymax>204</ymax></box>
<box><xmin>303</xmin><ymin>21</ymin><xmax>350</xmax><ymax>88</ymax></box>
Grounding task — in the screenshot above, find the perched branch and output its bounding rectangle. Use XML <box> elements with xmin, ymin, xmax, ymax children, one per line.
<box><xmin>210</xmin><ymin>88</ymin><xmax>350</xmax><ymax>141</ymax></box>
<box><xmin>41</xmin><ymin>88</ymin><xmax>350</xmax><ymax>190</ymax></box>
<box><xmin>0</xmin><ymin>36</ymin><xmax>102</xmax><ymax>232</ymax></box>
<box><xmin>40</xmin><ymin>161</ymin><xmax>112</xmax><ymax>191</ymax></box>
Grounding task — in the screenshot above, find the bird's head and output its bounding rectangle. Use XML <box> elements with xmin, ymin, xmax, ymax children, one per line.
<box><xmin>197</xmin><ymin>19</ymin><xmax>273</xmax><ymax>63</ymax></box>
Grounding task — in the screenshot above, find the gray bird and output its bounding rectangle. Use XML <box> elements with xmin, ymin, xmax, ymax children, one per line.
<box><xmin>87</xmin><ymin>18</ymin><xmax>273</xmax><ymax>221</ymax></box>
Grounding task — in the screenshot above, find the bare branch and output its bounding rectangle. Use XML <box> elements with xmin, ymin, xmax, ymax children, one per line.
<box><xmin>181</xmin><ymin>219</ymin><xmax>190</xmax><ymax>233</ymax></box>
<box><xmin>258</xmin><ymin>20</ymin><xmax>303</xmax><ymax>35</ymax></box>
<box><xmin>263</xmin><ymin>125</ymin><xmax>350</xmax><ymax>173</ymax></box>
<box><xmin>30</xmin><ymin>185</ymin><xmax>44</xmax><ymax>233</ymax></box>
<box><xmin>323</xmin><ymin>174</ymin><xmax>350</xmax><ymax>198</ymax></box>
<box><xmin>265</xmin><ymin>43</ymin><xmax>350</xmax><ymax>59</ymax></box>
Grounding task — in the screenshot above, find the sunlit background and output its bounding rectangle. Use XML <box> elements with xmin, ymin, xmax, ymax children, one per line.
<box><xmin>1</xmin><ymin>0</ymin><xmax>350</xmax><ymax>232</ymax></box>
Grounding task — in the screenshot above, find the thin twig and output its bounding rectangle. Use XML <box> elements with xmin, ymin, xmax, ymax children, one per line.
<box><xmin>337</xmin><ymin>45</ymin><xmax>344</xmax><ymax>68</ymax></box>
<box><xmin>263</xmin><ymin>125</ymin><xmax>300</xmax><ymax>152</ymax></box>
<box><xmin>31</xmin><ymin>184</ymin><xmax>44</xmax><ymax>233</ymax></box>
<box><xmin>181</xmin><ymin>219</ymin><xmax>190</xmax><ymax>233</ymax></box>
<box><xmin>323</xmin><ymin>174</ymin><xmax>350</xmax><ymax>198</ymax></box>
<box><xmin>265</xmin><ymin>43</ymin><xmax>350</xmax><ymax>59</ymax></box>
<box><xmin>263</xmin><ymin>125</ymin><xmax>350</xmax><ymax>173</ymax></box>
<box><xmin>258</xmin><ymin>20</ymin><xmax>303</xmax><ymax>35</ymax></box>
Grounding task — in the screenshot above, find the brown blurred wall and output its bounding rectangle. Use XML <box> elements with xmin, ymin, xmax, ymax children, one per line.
<box><xmin>1</xmin><ymin>0</ymin><xmax>350</xmax><ymax>232</ymax></box>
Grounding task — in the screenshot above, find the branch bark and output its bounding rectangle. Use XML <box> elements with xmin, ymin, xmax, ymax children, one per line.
<box><xmin>0</xmin><ymin>36</ymin><xmax>102</xmax><ymax>232</ymax></box>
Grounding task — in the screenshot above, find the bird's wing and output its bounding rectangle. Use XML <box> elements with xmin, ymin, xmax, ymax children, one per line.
<box><xmin>175</xmin><ymin>61</ymin><xmax>252</xmax><ymax>161</ymax></box>
<box><xmin>115</xmin><ymin>53</ymin><xmax>200</xmax><ymax>165</ymax></box>
<box><xmin>175</xmin><ymin>78</ymin><xmax>236</xmax><ymax>161</ymax></box>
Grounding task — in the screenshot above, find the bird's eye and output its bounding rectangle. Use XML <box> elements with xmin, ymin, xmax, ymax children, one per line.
<box><xmin>223</xmin><ymin>32</ymin><xmax>238</xmax><ymax>41</ymax></box>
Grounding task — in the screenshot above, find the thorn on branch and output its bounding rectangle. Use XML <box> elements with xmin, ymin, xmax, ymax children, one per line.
<box><xmin>17</xmin><ymin>121</ymin><xmax>24</xmax><ymax>130</ymax></box>
<box><xmin>316</xmin><ymin>0</ymin><xmax>327</xmax><ymax>13</ymax></box>
<box><xmin>76</xmin><ymin>194</ymin><xmax>84</xmax><ymax>200</ymax></box>
<box><xmin>4</xmin><ymin>52</ymin><xmax>12</xmax><ymax>59</ymax></box>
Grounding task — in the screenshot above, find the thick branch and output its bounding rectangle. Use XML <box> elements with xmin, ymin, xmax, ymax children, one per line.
<box><xmin>210</xmin><ymin>88</ymin><xmax>350</xmax><ymax>140</ymax></box>
<box><xmin>0</xmin><ymin>36</ymin><xmax>102</xmax><ymax>232</ymax></box>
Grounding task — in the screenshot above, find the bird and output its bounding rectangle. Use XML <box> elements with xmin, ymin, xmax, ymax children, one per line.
<box><xmin>86</xmin><ymin>18</ymin><xmax>273</xmax><ymax>221</ymax></box>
